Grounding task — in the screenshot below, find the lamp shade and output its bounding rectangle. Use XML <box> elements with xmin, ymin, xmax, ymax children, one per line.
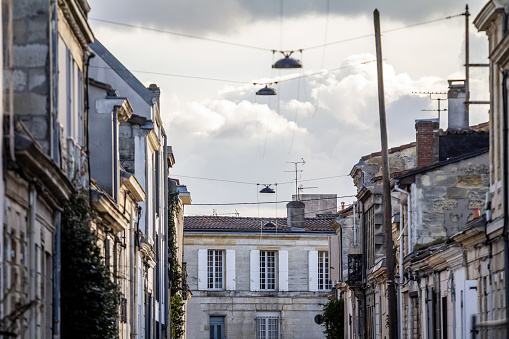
<box><xmin>272</xmin><ymin>55</ymin><xmax>302</xmax><ymax>69</ymax></box>
<box><xmin>259</xmin><ymin>186</ymin><xmax>276</xmax><ymax>193</ymax></box>
<box><xmin>256</xmin><ymin>85</ymin><xmax>277</xmax><ymax>95</ymax></box>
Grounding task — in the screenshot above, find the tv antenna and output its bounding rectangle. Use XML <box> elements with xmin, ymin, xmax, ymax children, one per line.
<box><xmin>412</xmin><ymin>91</ymin><xmax>447</xmax><ymax>126</ymax></box>
<box><xmin>285</xmin><ymin>158</ymin><xmax>306</xmax><ymax>201</ymax></box>
<box><xmin>298</xmin><ymin>184</ymin><xmax>318</xmax><ymax>196</ymax></box>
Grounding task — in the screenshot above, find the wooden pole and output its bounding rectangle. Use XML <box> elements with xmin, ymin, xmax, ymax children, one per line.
<box><xmin>373</xmin><ymin>9</ymin><xmax>398</xmax><ymax>339</ymax></box>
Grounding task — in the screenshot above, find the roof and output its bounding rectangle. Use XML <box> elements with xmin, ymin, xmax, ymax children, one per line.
<box><xmin>361</xmin><ymin>142</ymin><xmax>416</xmax><ymax>161</ymax></box>
<box><xmin>90</xmin><ymin>39</ymin><xmax>154</xmax><ymax>106</ymax></box>
<box><xmin>184</xmin><ymin>215</ymin><xmax>336</xmax><ymax>233</ymax></box>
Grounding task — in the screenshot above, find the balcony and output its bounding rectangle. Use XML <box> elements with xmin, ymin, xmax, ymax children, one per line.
<box><xmin>348</xmin><ymin>254</ymin><xmax>362</xmax><ymax>282</ymax></box>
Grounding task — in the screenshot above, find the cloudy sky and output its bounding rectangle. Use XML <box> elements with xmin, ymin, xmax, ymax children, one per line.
<box><xmin>87</xmin><ymin>0</ymin><xmax>490</xmax><ymax>218</ymax></box>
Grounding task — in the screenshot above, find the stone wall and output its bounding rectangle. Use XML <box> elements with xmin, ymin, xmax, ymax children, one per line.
<box><xmin>12</xmin><ymin>0</ymin><xmax>51</xmax><ymax>152</ymax></box>
<box><xmin>413</xmin><ymin>152</ymin><xmax>489</xmax><ymax>245</ymax></box>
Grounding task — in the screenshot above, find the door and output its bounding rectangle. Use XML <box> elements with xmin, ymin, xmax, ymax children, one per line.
<box><xmin>210</xmin><ymin>316</ymin><xmax>225</xmax><ymax>339</ymax></box>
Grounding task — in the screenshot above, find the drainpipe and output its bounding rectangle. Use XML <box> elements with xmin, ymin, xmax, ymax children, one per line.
<box><xmin>50</xmin><ymin>0</ymin><xmax>59</xmax><ymax>163</ymax></box>
<box><xmin>28</xmin><ymin>185</ymin><xmax>37</xmax><ymax>335</ymax></box>
<box><xmin>353</xmin><ymin>203</ymin><xmax>357</xmax><ymax>246</ymax></box>
<box><xmin>53</xmin><ymin>211</ymin><xmax>61</xmax><ymax>338</ymax></box>
<box><xmin>361</xmin><ymin>201</ymin><xmax>367</xmax><ymax>339</ymax></box>
<box><xmin>163</xmin><ymin>132</ymin><xmax>169</xmax><ymax>337</ymax></box>
<box><xmin>394</xmin><ymin>181</ymin><xmax>410</xmax><ymax>339</ymax></box>
<box><xmin>113</xmin><ymin>107</ymin><xmax>119</xmax><ymax>202</ymax></box>
<box><xmin>501</xmin><ymin>70</ymin><xmax>509</xmax><ymax>337</ymax></box>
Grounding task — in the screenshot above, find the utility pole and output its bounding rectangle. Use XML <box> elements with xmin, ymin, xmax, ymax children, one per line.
<box><xmin>374</xmin><ymin>9</ymin><xmax>398</xmax><ymax>339</ymax></box>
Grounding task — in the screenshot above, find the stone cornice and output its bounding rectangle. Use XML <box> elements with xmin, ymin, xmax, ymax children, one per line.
<box><xmin>58</xmin><ymin>0</ymin><xmax>94</xmax><ymax>48</ymax></box>
<box><xmin>474</xmin><ymin>1</ymin><xmax>500</xmax><ymax>32</ymax></box>
<box><xmin>14</xmin><ymin>133</ymin><xmax>73</xmax><ymax>206</ymax></box>
<box><xmin>147</xmin><ymin>128</ymin><xmax>161</xmax><ymax>154</ymax></box>
<box><xmin>121</xmin><ymin>173</ymin><xmax>146</xmax><ymax>203</ymax></box>
<box><xmin>92</xmin><ymin>189</ymin><xmax>129</xmax><ymax>234</ymax></box>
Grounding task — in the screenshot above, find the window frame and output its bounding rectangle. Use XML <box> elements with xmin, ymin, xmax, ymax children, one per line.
<box><xmin>207</xmin><ymin>249</ymin><xmax>224</xmax><ymax>290</ymax></box>
<box><xmin>259</xmin><ymin>250</ymin><xmax>276</xmax><ymax>291</ymax></box>
<box><xmin>255</xmin><ymin>313</ymin><xmax>281</xmax><ymax>339</ymax></box>
<box><xmin>317</xmin><ymin>251</ymin><xmax>332</xmax><ymax>291</ymax></box>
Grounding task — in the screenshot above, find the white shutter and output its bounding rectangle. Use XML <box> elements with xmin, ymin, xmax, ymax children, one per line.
<box><xmin>250</xmin><ymin>250</ymin><xmax>260</xmax><ymax>291</ymax></box>
<box><xmin>278</xmin><ymin>250</ymin><xmax>288</xmax><ymax>291</ymax></box>
<box><xmin>463</xmin><ymin>280</ymin><xmax>478</xmax><ymax>339</ymax></box>
<box><xmin>308</xmin><ymin>251</ymin><xmax>318</xmax><ymax>291</ymax></box>
<box><xmin>197</xmin><ymin>249</ymin><xmax>207</xmax><ymax>290</ymax></box>
<box><xmin>329</xmin><ymin>235</ymin><xmax>340</xmax><ymax>281</ymax></box>
<box><xmin>225</xmin><ymin>250</ymin><xmax>236</xmax><ymax>290</ymax></box>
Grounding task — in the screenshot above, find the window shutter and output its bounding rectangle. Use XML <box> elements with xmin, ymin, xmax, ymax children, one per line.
<box><xmin>197</xmin><ymin>249</ymin><xmax>207</xmax><ymax>290</ymax></box>
<box><xmin>278</xmin><ymin>250</ymin><xmax>288</xmax><ymax>291</ymax></box>
<box><xmin>463</xmin><ymin>280</ymin><xmax>478</xmax><ymax>338</ymax></box>
<box><xmin>308</xmin><ymin>251</ymin><xmax>318</xmax><ymax>291</ymax></box>
<box><xmin>329</xmin><ymin>235</ymin><xmax>340</xmax><ymax>281</ymax></box>
<box><xmin>226</xmin><ymin>250</ymin><xmax>236</xmax><ymax>290</ymax></box>
<box><xmin>250</xmin><ymin>250</ymin><xmax>260</xmax><ymax>291</ymax></box>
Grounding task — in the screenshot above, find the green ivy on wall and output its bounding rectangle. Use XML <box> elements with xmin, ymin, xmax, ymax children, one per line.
<box><xmin>168</xmin><ymin>191</ymin><xmax>185</xmax><ymax>337</ymax></box>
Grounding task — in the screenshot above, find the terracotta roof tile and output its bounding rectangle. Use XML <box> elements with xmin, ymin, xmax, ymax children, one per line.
<box><xmin>184</xmin><ymin>215</ymin><xmax>335</xmax><ymax>232</ymax></box>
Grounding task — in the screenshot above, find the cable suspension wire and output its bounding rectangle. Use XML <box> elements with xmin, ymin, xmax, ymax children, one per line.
<box><xmin>91</xmin><ymin>13</ymin><xmax>463</xmax><ymax>53</ymax></box>
<box><xmin>188</xmin><ymin>195</ymin><xmax>356</xmax><ymax>206</ymax></box>
<box><xmin>89</xmin><ymin>18</ymin><xmax>272</xmax><ymax>51</ymax></box>
<box><xmin>89</xmin><ymin>59</ymin><xmax>375</xmax><ymax>85</ymax></box>
<box><xmin>172</xmin><ymin>174</ymin><xmax>351</xmax><ymax>185</ymax></box>
<box><xmin>302</xmin><ymin>13</ymin><xmax>463</xmax><ymax>50</ymax></box>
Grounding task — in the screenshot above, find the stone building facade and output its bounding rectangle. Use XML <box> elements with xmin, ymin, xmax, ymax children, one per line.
<box><xmin>1</xmin><ymin>0</ymin><xmax>92</xmax><ymax>337</ymax></box>
<box><xmin>183</xmin><ymin>207</ymin><xmax>335</xmax><ymax>339</ymax></box>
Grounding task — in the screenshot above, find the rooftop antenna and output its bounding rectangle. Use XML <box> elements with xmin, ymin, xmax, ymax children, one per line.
<box><xmin>285</xmin><ymin>158</ymin><xmax>305</xmax><ymax>200</ymax></box>
<box><xmin>412</xmin><ymin>91</ymin><xmax>447</xmax><ymax>127</ymax></box>
<box><xmin>298</xmin><ymin>184</ymin><xmax>318</xmax><ymax>197</ymax></box>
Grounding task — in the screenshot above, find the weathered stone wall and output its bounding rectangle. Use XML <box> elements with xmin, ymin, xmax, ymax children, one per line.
<box><xmin>11</xmin><ymin>0</ymin><xmax>51</xmax><ymax>152</ymax></box>
<box><xmin>412</xmin><ymin>152</ymin><xmax>489</xmax><ymax>245</ymax></box>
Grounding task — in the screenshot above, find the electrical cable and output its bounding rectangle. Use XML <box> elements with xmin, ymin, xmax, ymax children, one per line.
<box><xmin>171</xmin><ymin>174</ymin><xmax>351</xmax><ymax>185</ymax></box>
<box><xmin>88</xmin><ymin>60</ymin><xmax>375</xmax><ymax>85</ymax></box>
<box><xmin>89</xmin><ymin>18</ymin><xmax>272</xmax><ymax>51</ymax></box>
<box><xmin>90</xmin><ymin>13</ymin><xmax>463</xmax><ymax>53</ymax></box>
<box><xmin>187</xmin><ymin>195</ymin><xmax>356</xmax><ymax>206</ymax></box>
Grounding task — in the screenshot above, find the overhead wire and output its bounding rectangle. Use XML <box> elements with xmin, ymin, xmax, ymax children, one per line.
<box><xmin>172</xmin><ymin>174</ymin><xmax>351</xmax><ymax>185</ymax></box>
<box><xmin>89</xmin><ymin>18</ymin><xmax>272</xmax><ymax>52</ymax></box>
<box><xmin>90</xmin><ymin>13</ymin><xmax>463</xmax><ymax>54</ymax></box>
<box><xmin>188</xmin><ymin>195</ymin><xmax>356</xmax><ymax>206</ymax></box>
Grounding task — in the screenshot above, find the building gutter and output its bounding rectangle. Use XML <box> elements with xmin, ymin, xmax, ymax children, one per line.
<box><xmin>394</xmin><ymin>182</ymin><xmax>410</xmax><ymax>339</ymax></box>
<box><xmin>502</xmin><ymin>70</ymin><xmax>509</xmax><ymax>334</ymax></box>
<box><xmin>52</xmin><ymin>211</ymin><xmax>61</xmax><ymax>338</ymax></box>
<box><xmin>50</xmin><ymin>0</ymin><xmax>59</xmax><ymax>163</ymax></box>
<box><xmin>163</xmin><ymin>132</ymin><xmax>170</xmax><ymax>337</ymax></box>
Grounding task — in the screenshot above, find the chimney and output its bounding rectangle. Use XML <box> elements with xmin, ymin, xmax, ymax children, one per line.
<box><xmin>148</xmin><ymin>83</ymin><xmax>160</xmax><ymax>105</ymax></box>
<box><xmin>447</xmin><ymin>79</ymin><xmax>469</xmax><ymax>131</ymax></box>
<box><xmin>286</xmin><ymin>201</ymin><xmax>305</xmax><ymax>231</ymax></box>
<box><xmin>415</xmin><ymin>119</ymin><xmax>439</xmax><ymax>168</ymax></box>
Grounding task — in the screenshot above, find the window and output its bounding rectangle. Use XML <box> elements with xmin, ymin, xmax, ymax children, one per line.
<box><xmin>259</xmin><ymin>251</ymin><xmax>276</xmax><ymax>291</ymax></box>
<box><xmin>250</xmin><ymin>250</ymin><xmax>287</xmax><ymax>292</ymax></box>
<box><xmin>256</xmin><ymin>313</ymin><xmax>280</xmax><ymax>339</ymax></box>
<box><xmin>207</xmin><ymin>250</ymin><xmax>224</xmax><ymax>290</ymax></box>
<box><xmin>318</xmin><ymin>251</ymin><xmax>332</xmax><ymax>290</ymax></box>
<box><xmin>198</xmin><ymin>249</ymin><xmax>235</xmax><ymax>291</ymax></box>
